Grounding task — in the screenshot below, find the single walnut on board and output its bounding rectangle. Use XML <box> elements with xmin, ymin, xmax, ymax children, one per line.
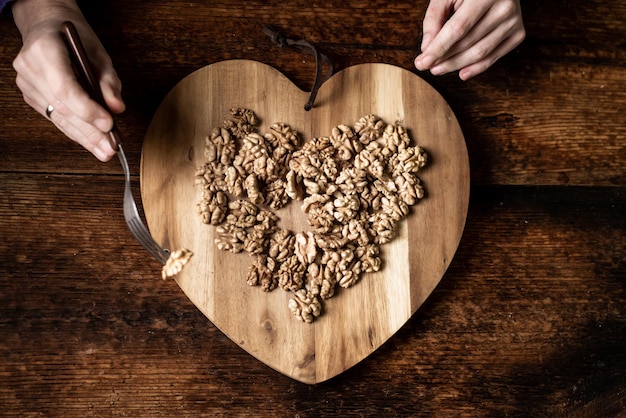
<box><xmin>161</xmin><ymin>249</ymin><xmax>194</xmax><ymax>280</ymax></box>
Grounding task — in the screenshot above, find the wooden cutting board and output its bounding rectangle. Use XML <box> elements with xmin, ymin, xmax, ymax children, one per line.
<box><xmin>141</xmin><ymin>60</ymin><xmax>469</xmax><ymax>384</ymax></box>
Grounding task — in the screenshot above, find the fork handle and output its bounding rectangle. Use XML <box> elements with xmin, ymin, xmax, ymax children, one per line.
<box><xmin>61</xmin><ymin>21</ymin><xmax>121</xmax><ymax>149</ymax></box>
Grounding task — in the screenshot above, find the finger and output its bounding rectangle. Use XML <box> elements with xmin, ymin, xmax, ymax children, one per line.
<box><xmin>84</xmin><ymin>43</ymin><xmax>126</xmax><ymax>115</ymax></box>
<box><xmin>47</xmin><ymin>64</ymin><xmax>115</xmax><ymax>133</ymax></box>
<box><xmin>427</xmin><ymin>7</ymin><xmax>510</xmax><ymax>68</ymax></box>
<box><xmin>440</xmin><ymin>0</ymin><xmax>524</xmax><ymax>65</ymax></box>
<box><xmin>14</xmin><ymin>36</ymin><xmax>115</xmax><ymax>133</ymax></box>
<box><xmin>16</xmin><ymin>73</ymin><xmax>117</xmax><ymax>162</ymax></box>
<box><xmin>99</xmin><ymin>68</ymin><xmax>125</xmax><ymax>115</ymax></box>
<box><xmin>50</xmin><ymin>104</ymin><xmax>117</xmax><ymax>162</ymax></box>
<box><xmin>429</xmin><ymin>17</ymin><xmax>518</xmax><ymax>76</ymax></box>
<box><xmin>416</xmin><ymin>3</ymin><xmax>491</xmax><ymax>71</ymax></box>
<box><xmin>52</xmin><ymin>109</ymin><xmax>117</xmax><ymax>161</ymax></box>
<box><xmin>458</xmin><ymin>29</ymin><xmax>526</xmax><ymax>80</ymax></box>
<box><xmin>420</xmin><ymin>0</ymin><xmax>453</xmax><ymax>51</ymax></box>
<box><xmin>429</xmin><ymin>5</ymin><xmax>525</xmax><ymax>78</ymax></box>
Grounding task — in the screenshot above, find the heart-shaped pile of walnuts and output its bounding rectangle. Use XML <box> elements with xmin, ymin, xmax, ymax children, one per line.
<box><xmin>193</xmin><ymin>108</ymin><xmax>428</xmax><ymax>323</ymax></box>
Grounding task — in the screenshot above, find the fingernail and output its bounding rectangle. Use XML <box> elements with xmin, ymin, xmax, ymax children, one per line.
<box><xmin>430</xmin><ymin>64</ymin><xmax>446</xmax><ymax>76</ymax></box>
<box><xmin>418</xmin><ymin>55</ymin><xmax>435</xmax><ymax>71</ymax></box>
<box><xmin>95</xmin><ymin>136</ymin><xmax>115</xmax><ymax>161</ymax></box>
<box><xmin>94</xmin><ymin>118</ymin><xmax>111</xmax><ymax>132</ymax></box>
<box><xmin>93</xmin><ymin>146</ymin><xmax>109</xmax><ymax>162</ymax></box>
<box><xmin>114</xmin><ymin>90</ymin><xmax>126</xmax><ymax>112</ymax></box>
<box><xmin>415</xmin><ymin>56</ymin><xmax>430</xmax><ymax>71</ymax></box>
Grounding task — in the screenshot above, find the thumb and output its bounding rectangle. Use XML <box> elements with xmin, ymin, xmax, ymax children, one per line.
<box><xmin>100</xmin><ymin>69</ymin><xmax>125</xmax><ymax>115</ymax></box>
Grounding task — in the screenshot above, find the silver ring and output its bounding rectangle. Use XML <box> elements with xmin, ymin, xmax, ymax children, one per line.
<box><xmin>45</xmin><ymin>104</ymin><xmax>54</xmax><ymax>118</ymax></box>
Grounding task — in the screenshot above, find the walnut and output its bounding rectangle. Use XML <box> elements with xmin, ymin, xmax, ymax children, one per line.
<box><xmin>332</xmin><ymin>191</ymin><xmax>360</xmax><ymax>211</ymax></box>
<box><xmin>161</xmin><ymin>249</ymin><xmax>193</xmax><ymax>280</ymax></box>
<box><xmin>369</xmin><ymin>212</ymin><xmax>398</xmax><ymax>245</ymax></box>
<box><xmin>278</xmin><ymin>254</ymin><xmax>306</xmax><ymax>292</ymax></box>
<box><xmin>372</xmin><ymin>178</ymin><xmax>399</xmax><ymax>199</ymax></box>
<box><xmin>330</xmin><ymin>124</ymin><xmax>361</xmax><ymax>161</ymax></box>
<box><xmin>357</xmin><ymin>182</ymin><xmax>381</xmax><ymax>211</ymax></box>
<box><xmin>265</xmin><ymin>122</ymin><xmax>300</xmax><ymax>155</ymax></box>
<box><xmin>244</xmin><ymin>174</ymin><xmax>264</xmax><ymax>205</ymax></box>
<box><xmin>320</xmin><ymin>153</ymin><xmax>340</xmax><ymax>181</ymax></box>
<box><xmin>294</xmin><ymin>231</ymin><xmax>318</xmax><ymax>265</ymax></box>
<box><xmin>320</xmin><ymin>248</ymin><xmax>341</xmax><ymax>272</ymax></box>
<box><xmin>196</xmin><ymin>189</ymin><xmax>228</xmax><ymax>225</ymax></box>
<box><xmin>313</xmin><ymin>230</ymin><xmax>349</xmax><ymax>250</ymax></box>
<box><xmin>224</xmin><ymin>165</ymin><xmax>245</xmax><ymax>197</ymax></box>
<box><xmin>317</xmin><ymin>246</ymin><xmax>362</xmax><ymax>289</ymax></box>
<box><xmin>301</xmin><ymin>193</ymin><xmax>330</xmax><ymax>213</ymax></box>
<box><xmin>285</xmin><ymin>170</ymin><xmax>303</xmax><ymax>200</ymax></box>
<box><xmin>224</xmin><ymin>107</ymin><xmax>259</xmax><ymax>139</ymax></box>
<box><xmin>335</xmin><ymin>167</ymin><xmax>368</xmax><ymax>193</ymax></box>
<box><xmin>337</xmin><ymin>247</ymin><xmax>355</xmax><ymax>272</ymax></box>
<box><xmin>214</xmin><ymin>223</ymin><xmax>246</xmax><ymax>253</ymax></box>
<box><xmin>389</xmin><ymin>145</ymin><xmax>428</xmax><ymax>177</ymax></box>
<box><xmin>356</xmin><ymin>244</ymin><xmax>382</xmax><ymax>273</ymax></box>
<box><xmin>354</xmin><ymin>149</ymin><xmax>385</xmax><ymax>179</ymax></box>
<box><xmin>394</xmin><ymin>171</ymin><xmax>425</xmax><ymax>205</ymax></box>
<box><xmin>354</xmin><ymin>114</ymin><xmax>386</xmax><ymax>145</ymax></box>
<box><xmin>253</xmin><ymin>154</ymin><xmax>280</xmax><ymax>181</ymax></box>
<box><xmin>302</xmin><ymin>177</ymin><xmax>324</xmax><ymax>195</ymax></box>
<box><xmin>226</xmin><ymin>199</ymin><xmax>258</xmax><ymax>228</ymax></box>
<box><xmin>338</xmin><ymin>267</ymin><xmax>361</xmax><ymax>288</ymax></box>
<box><xmin>289</xmin><ymin>150</ymin><xmax>322</xmax><ymax>179</ymax></box>
<box><xmin>247</xmin><ymin>255</ymin><xmax>277</xmax><ymax>291</ymax></box>
<box><xmin>342</xmin><ymin>218</ymin><xmax>371</xmax><ymax>247</ymax></box>
<box><xmin>233</xmin><ymin>133</ymin><xmax>270</xmax><ymax>176</ymax></box>
<box><xmin>255</xmin><ymin>208</ymin><xmax>279</xmax><ymax>234</ymax></box>
<box><xmin>381</xmin><ymin>195</ymin><xmax>410</xmax><ymax>221</ymax></box>
<box><xmin>303</xmin><ymin>135</ymin><xmax>333</xmax><ymax>153</ymax></box>
<box><xmin>332</xmin><ymin>206</ymin><xmax>354</xmax><ymax>224</ymax></box>
<box><xmin>307</xmin><ymin>204</ymin><xmax>335</xmax><ymax>234</ymax></box>
<box><xmin>195</xmin><ymin>162</ymin><xmax>228</xmax><ymax>193</ymax></box>
<box><xmin>268</xmin><ymin>230</ymin><xmax>295</xmax><ymax>261</ymax></box>
<box><xmin>243</xmin><ymin>229</ymin><xmax>268</xmax><ymax>255</ymax></box>
<box><xmin>264</xmin><ymin>179</ymin><xmax>290</xmax><ymax>209</ymax></box>
<box><xmin>379</xmin><ymin>123</ymin><xmax>410</xmax><ymax>157</ymax></box>
<box><xmin>288</xmin><ymin>289</ymin><xmax>322</xmax><ymax>323</ymax></box>
<box><xmin>204</xmin><ymin>127</ymin><xmax>236</xmax><ymax>166</ymax></box>
<box><xmin>306</xmin><ymin>262</ymin><xmax>323</xmax><ymax>295</ymax></box>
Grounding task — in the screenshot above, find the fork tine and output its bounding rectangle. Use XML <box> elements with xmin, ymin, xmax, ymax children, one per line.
<box><xmin>132</xmin><ymin>220</ymin><xmax>168</xmax><ymax>261</ymax></box>
<box><xmin>128</xmin><ymin>217</ymin><xmax>169</xmax><ymax>264</ymax></box>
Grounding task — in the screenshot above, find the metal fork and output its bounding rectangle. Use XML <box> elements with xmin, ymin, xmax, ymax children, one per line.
<box><xmin>117</xmin><ymin>143</ymin><xmax>170</xmax><ymax>264</ymax></box>
<box><xmin>62</xmin><ymin>21</ymin><xmax>170</xmax><ymax>264</ymax></box>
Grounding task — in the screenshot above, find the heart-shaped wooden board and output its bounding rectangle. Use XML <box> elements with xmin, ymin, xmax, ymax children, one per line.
<box><xmin>141</xmin><ymin>60</ymin><xmax>469</xmax><ymax>384</ymax></box>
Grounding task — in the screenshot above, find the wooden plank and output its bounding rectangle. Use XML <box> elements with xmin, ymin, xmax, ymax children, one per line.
<box><xmin>1</xmin><ymin>1</ymin><xmax>624</xmax><ymax>185</ymax></box>
<box><xmin>0</xmin><ymin>173</ymin><xmax>623</xmax><ymax>415</ymax></box>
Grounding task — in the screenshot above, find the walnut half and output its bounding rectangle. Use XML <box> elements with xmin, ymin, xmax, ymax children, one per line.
<box><xmin>161</xmin><ymin>248</ymin><xmax>194</xmax><ymax>280</ymax></box>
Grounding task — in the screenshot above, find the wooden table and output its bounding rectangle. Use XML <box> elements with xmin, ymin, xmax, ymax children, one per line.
<box><xmin>1</xmin><ymin>1</ymin><xmax>624</xmax><ymax>415</ymax></box>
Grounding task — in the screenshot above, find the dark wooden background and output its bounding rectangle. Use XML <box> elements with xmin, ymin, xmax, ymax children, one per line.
<box><xmin>1</xmin><ymin>0</ymin><xmax>624</xmax><ymax>416</ymax></box>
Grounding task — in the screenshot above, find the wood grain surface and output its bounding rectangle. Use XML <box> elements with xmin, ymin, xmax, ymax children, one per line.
<box><xmin>140</xmin><ymin>60</ymin><xmax>469</xmax><ymax>383</ymax></box>
<box><xmin>0</xmin><ymin>0</ymin><xmax>624</xmax><ymax>415</ymax></box>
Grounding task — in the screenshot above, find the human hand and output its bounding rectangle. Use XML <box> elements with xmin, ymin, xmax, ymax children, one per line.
<box><xmin>11</xmin><ymin>0</ymin><xmax>125</xmax><ymax>162</ymax></box>
<box><xmin>414</xmin><ymin>0</ymin><xmax>525</xmax><ymax>80</ymax></box>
